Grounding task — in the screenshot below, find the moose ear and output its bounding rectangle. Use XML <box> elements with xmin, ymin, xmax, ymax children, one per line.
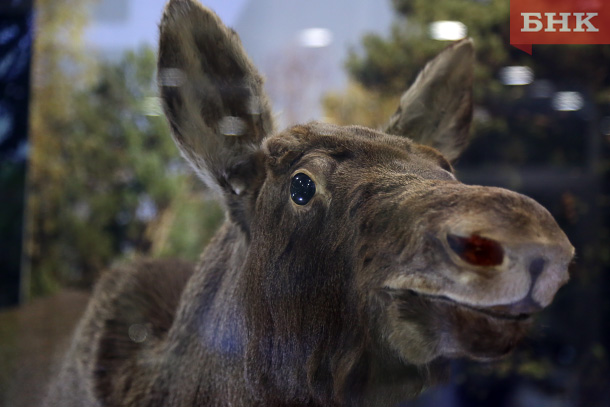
<box><xmin>383</xmin><ymin>39</ymin><xmax>474</xmax><ymax>162</ymax></box>
<box><xmin>158</xmin><ymin>0</ymin><xmax>274</xmax><ymax>195</ymax></box>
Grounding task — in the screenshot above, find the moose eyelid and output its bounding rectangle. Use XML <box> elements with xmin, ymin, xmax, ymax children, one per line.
<box><xmin>288</xmin><ymin>153</ymin><xmax>305</xmax><ymax>169</ymax></box>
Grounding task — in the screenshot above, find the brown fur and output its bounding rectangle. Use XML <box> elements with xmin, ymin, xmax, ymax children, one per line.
<box><xmin>44</xmin><ymin>1</ymin><xmax>574</xmax><ymax>406</ymax></box>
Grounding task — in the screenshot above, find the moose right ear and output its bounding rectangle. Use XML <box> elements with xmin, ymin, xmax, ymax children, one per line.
<box><xmin>383</xmin><ymin>39</ymin><xmax>474</xmax><ymax>162</ymax></box>
<box><xmin>158</xmin><ymin>0</ymin><xmax>274</xmax><ymax>195</ymax></box>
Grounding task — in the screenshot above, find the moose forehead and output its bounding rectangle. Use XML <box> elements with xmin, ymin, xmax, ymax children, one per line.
<box><xmin>263</xmin><ymin>122</ymin><xmax>455</xmax><ymax>179</ymax></box>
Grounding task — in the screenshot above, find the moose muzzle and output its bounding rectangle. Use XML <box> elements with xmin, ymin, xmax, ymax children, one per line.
<box><xmin>385</xmin><ymin>184</ymin><xmax>574</xmax><ymax>319</ymax></box>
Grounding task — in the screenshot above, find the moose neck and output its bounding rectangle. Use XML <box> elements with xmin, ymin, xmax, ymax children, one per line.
<box><xmin>165</xmin><ymin>218</ymin><xmax>441</xmax><ymax>406</ymax></box>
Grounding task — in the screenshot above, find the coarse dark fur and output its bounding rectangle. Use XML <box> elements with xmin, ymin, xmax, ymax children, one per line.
<box><xmin>44</xmin><ymin>1</ymin><xmax>575</xmax><ymax>406</ymax></box>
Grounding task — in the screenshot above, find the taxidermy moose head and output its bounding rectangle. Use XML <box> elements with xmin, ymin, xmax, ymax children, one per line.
<box><xmin>44</xmin><ymin>0</ymin><xmax>574</xmax><ymax>406</ymax></box>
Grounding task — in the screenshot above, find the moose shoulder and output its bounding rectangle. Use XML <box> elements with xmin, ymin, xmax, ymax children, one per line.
<box><xmin>44</xmin><ymin>1</ymin><xmax>574</xmax><ymax>406</ymax></box>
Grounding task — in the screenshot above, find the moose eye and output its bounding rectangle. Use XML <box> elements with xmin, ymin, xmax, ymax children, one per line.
<box><xmin>290</xmin><ymin>173</ymin><xmax>316</xmax><ymax>205</ymax></box>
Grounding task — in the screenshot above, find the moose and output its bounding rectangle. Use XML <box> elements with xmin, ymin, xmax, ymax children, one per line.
<box><xmin>44</xmin><ymin>0</ymin><xmax>574</xmax><ymax>406</ymax></box>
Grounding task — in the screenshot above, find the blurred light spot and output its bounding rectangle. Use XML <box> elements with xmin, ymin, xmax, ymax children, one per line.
<box><xmin>13</xmin><ymin>141</ymin><xmax>28</xmax><ymax>162</ymax></box>
<box><xmin>128</xmin><ymin>324</ymin><xmax>149</xmax><ymax>343</ymax></box>
<box><xmin>530</xmin><ymin>79</ymin><xmax>554</xmax><ymax>98</ymax></box>
<box><xmin>0</xmin><ymin>47</ymin><xmax>29</xmax><ymax>81</ymax></box>
<box><xmin>552</xmin><ymin>92</ymin><xmax>584</xmax><ymax>112</ymax></box>
<box><xmin>74</xmin><ymin>201</ymin><xmax>91</xmax><ymax>221</ymax></box>
<box><xmin>219</xmin><ymin>116</ymin><xmax>246</xmax><ymax>136</ymax></box>
<box><xmin>167</xmin><ymin>158</ymin><xmax>189</xmax><ymax>176</ymax></box>
<box><xmin>142</xmin><ymin>96</ymin><xmax>163</xmax><ymax>117</ymax></box>
<box><xmin>0</xmin><ymin>104</ymin><xmax>12</xmax><ymax>144</ymax></box>
<box><xmin>600</xmin><ymin>116</ymin><xmax>610</xmax><ymax>136</ymax></box>
<box><xmin>429</xmin><ymin>21</ymin><xmax>467</xmax><ymax>41</ymax></box>
<box><xmin>158</xmin><ymin>68</ymin><xmax>186</xmax><ymax>87</ymax></box>
<box><xmin>298</xmin><ymin>28</ymin><xmax>333</xmax><ymax>48</ymax></box>
<box><xmin>500</xmin><ymin>66</ymin><xmax>534</xmax><ymax>86</ymax></box>
<box><xmin>0</xmin><ymin>25</ymin><xmax>19</xmax><ymax>46</ymax></box>
<box><xmin>473</xmin><ymin>107</ymin><xmax>491</xmax><ymax>124</ymax></box>
<box><xmin>120</xmin><ymin>242</ymin><xmax>135</xmax><ymax>255</ymax></box>
<box><xmin>247</xmin><ymin>96</ymin><xmax>262</xmax><ymax>115</ymax></box>
<box><xmin>136</xmin><ymin>195</ymin><xmax>157</xmax><ymax>221</ymax></box>
<box><xmin>0</xmin><ymin>52</ymin><xmax>16</xmax><ymax>79</ymax></box>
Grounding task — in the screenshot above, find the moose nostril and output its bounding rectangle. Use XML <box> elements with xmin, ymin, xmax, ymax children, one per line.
<box><xmin>446</xmin><ymin>234</ymin><xmax>504</xmax><ymax>267</ymax></box>
<box><xmin>529</xmin><ymin>257</ymin><xmax>546</xmax><ymax>280</ymax></box>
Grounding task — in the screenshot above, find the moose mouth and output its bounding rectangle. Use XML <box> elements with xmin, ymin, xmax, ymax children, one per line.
<box><xmin>411</xmin><ymin>291</ymin><xmax>533</xmax><ymax>322</ymax></box>
<box><xmin>388</xmin><ymin>289</ymin><xmax>533</xmax><ymax>322</ymax></box>
<box><xmin>383</xmin><ymin>288</ymin><xmax>535</xmax><ymax>361</ymax></box>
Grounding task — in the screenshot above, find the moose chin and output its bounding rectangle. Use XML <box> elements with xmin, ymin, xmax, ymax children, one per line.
<box><xmin>44</xmin><ymin>1</ymin><xmax>574</xmax><ymax>406</ymax></box>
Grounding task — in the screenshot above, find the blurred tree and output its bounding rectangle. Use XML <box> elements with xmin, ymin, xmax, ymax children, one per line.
<box><xmin>47</xmin><ymin>48</ymin><xmax>180</xmax><ymax>287</ymax></box>
<box><xmin>27</xmin><ymin>44</ymin><xmax>224</xmax><ymax>296</ymax></box>
<box><xmin>26</xmin><ymin>0</ymin><xmax>98</xmax><ymax>296</ymax></box>
<box><xmin>323</xmin><ymin>82</ymin><xmax>399</xmax><ymax>130</ymax></box>
<box><xmin>26</xmin><ymin>0</ymin><xmax>223</xmax><ymax>296</ymax></box>
<box><xmin>327</xmin><ymin>0</ymin><xmax>610</xmax><ymax>169</ymax></box>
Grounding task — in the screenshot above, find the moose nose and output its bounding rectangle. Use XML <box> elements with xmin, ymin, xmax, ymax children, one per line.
<box><xmin>443</xmin><ymin>227</ymin><xmax>574</xmax><ymax>311</ymax></box>
<box><xmin>481</xmin><ymin>257</ymin><xmax>550</xmax><ymax>315</ymax></box>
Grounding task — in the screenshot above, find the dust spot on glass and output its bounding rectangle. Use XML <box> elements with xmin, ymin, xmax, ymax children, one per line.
<box><xmin>136</xmin><ymin>194</ymin><xmax>157</xmax><ymax>221</ymax></box>
<box><xmin>219</xmin><ymin>116</ymin><xmax>247</xmax><ymax>136</ymax></box>
<box><xmin>142</xmin><ymin>96</ymin><xmax>163</xmax><ymax>116</ymax></box>
<box><xmin>158</xmin><ymin>67</ymin><xmax>186</xmax><ymax>87</ymax></box>
<box><xmin>128</xmin><ymin>323</ymin><xmax>149</xmax><ymax>343</ymax></box>
<box><xmin>248</xmin><ymin>96</ymin><xmax>262</xmax><ymax>115</ymax></box>
<box><xmin>474</xmin><ymin>107</ymin><xmax>491</xmax><ymax>124</ymax></box>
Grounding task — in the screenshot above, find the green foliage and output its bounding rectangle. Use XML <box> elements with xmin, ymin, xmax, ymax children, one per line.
<box><xmin>25</xmin><ymin>0</ymin><xmax>225</xmax><ymax>297</ymax></box>
<box><xmin>26</xmin><ymin>0</ymin><xmax>99</xmax><ymax>296</ymax></box>
<box><xmin>27</xmin><ymin>46</ymin><xmax>223</xmax><ymax>295</ymax></box>
<box><xmin>347</xmin><ymin>0</ymin><xmax>512</xmax><ymax>98</ymax></box>
<box><xmin>342</xmin><ymin>0</ymin><xmax>610</xmax><ymax>169</ymax></box>
<box><xmin>322</xmin><ymin>82</ymin><xmax>399</xmax><ymax>129</ymax></box>
<box><xmin>156</xmin><ymin>181</ymin><xmax>225</xmax><ymax>261</ymax></box>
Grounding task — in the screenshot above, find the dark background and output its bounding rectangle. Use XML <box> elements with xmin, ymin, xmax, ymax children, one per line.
<box><xmin>0</xmin><ymin>0</ymin><xmax>33</xmax><ymax>307</ymax></box>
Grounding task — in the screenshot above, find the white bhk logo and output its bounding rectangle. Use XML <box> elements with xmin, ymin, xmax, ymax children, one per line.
<box><xmin>521</xmin><ymin>12</ymin><xmax>599</xmax><ymax>32</ymax></box>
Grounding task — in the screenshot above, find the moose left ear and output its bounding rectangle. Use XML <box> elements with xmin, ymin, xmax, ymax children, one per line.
<box><xmin>383</xmin><ymin>39</ymin><xmax>474</xmax><ymax>162</ymax></box>
<box><xmin>158</xmin><ymin>0</ymin><xmax>274</xmax><ymax>196</ymax></box>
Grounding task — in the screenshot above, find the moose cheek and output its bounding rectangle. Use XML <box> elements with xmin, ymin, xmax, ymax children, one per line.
<box><xmin>446</xmin><ymin>234</ymin><xmax>504</xmax><ymax>267</ymax></box>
